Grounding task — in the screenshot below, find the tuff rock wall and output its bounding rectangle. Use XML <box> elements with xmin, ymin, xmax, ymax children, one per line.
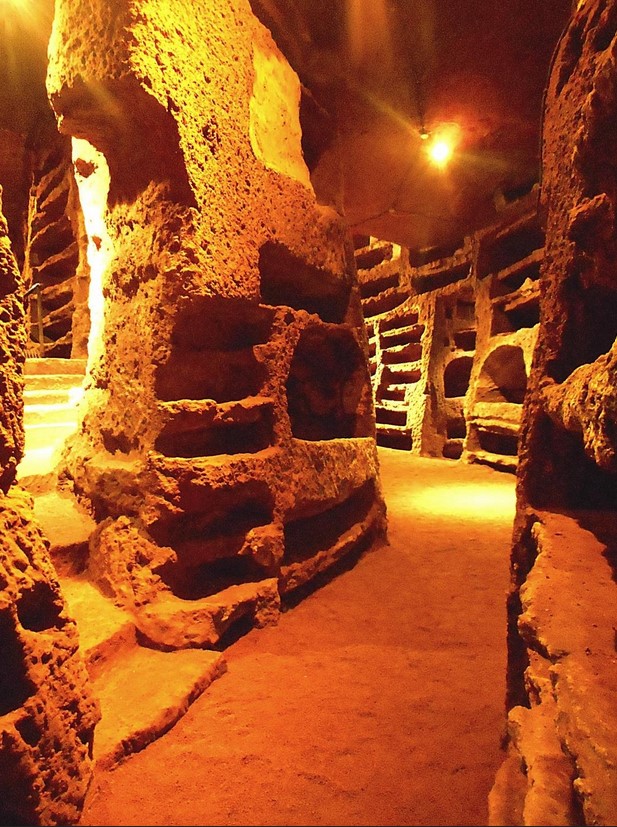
<box><xmin>354</xmin><ymin>189</ymin><xmax>543</xmax><ymax>475</ymax></box>
<box><xmin>0</xmin><ymin>0</ymin><xmax>90</xmax><ymax>360</ymax></box>
<box><xmin>46</xmin><ymin>0</ymin><xmax>385</xmax><ymax>650</ymax></box>
<box><xmin>0</xmin><ymin>194</ymin><xmax>99</xmax><ymax>826</ymax></box>
<box><xmin>489</xmin><ymin>2</ymin><xmax>617</xmax><ymax>824</ymax></box>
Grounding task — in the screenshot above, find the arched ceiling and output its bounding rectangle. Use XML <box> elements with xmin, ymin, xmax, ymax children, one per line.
<box><xmin>0</xmin><ymin>0</ymin><xmax>573</xmax><ymax>257</ymax></box>
<box><xmin>251</xmin><ymin>0</ymin><xmax>573</xmax><ymax>253</ymax></box>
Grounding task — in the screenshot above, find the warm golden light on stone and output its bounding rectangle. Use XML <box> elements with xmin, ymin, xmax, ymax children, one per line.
<box><xmin>71</xmin><ymin>138</ymin><xmax>113</xmax><ymax>373</ymax></box>
<box><xmin>0</xmin><ymin>0</ymin><xmax>30</xmax><ymax>9</ymax></box>
<box><xmin>425</xmin><ymin>124</ymin><xmax>461</xmax><ymax>168</ymax></box>
<box><xmin>427</xmin><ymin>137</ymin><xmax>453</xmax><ymax>166</ymax></box>
<box><xmin>3</xmin><ymin>2</ymin><xmax>617</xmax><ymax>826</ymax></box>
<box><xmin>249</xmin><ymin>35</ymin><xmax>312</xmax><ymax>188</ymax></box>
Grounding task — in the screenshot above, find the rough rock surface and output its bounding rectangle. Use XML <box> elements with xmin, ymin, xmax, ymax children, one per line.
<box><xmin>354</xmin><ymin>191</ymin><xmax>542</xmax><ymax>474</ymax></box>
<box><xmin>0</xmin><ymin>194</ymin><xmax>99</xmax><ymax>825</ymax></box>
<box><xmin>492</xmin><ymin>2</ymin><xmax>617</xmax><ymax>824</ymax></box>
<box><xmin>46</xmin><ymin>0</ymin><xmax>385</xmax><ymax>649</ymax></box>
<box><xmin>0</xmin><ymin>490</ymin><xmax>100</xmax><ymax>826</ymax></box>
<box><xmin>0</xmin><ymin>191</ymin><xmax>26</xmax><ymax>490</ymax></box>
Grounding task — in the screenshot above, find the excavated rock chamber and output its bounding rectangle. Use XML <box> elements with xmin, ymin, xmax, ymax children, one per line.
<box><xmin>4</xmin><ymin>1</ymin><xmax>617</xmax><ymax>826</ymax></box>
<box><xmin>489</xmin><ymin>3</ymin><xmax>617</xmax><ymax>825</ymax></box>
<box><xmin>355</xmin><ymin>191</ymin><xmax>542</xmax><ymax>473</ymax></box>
<box><xmin>0</xmin><ymin>0</ymin><xmax>385</xmax><ymax>823</ymax></box>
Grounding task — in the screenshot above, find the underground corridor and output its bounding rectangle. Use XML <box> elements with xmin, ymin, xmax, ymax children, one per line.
<box><xmin>75</xmin><ymin>448</ymin><xmax>517</xmax><ymax>827</ymax></box>
<box><xmin>1</xmin><ymin>1</ymin><xmax>617</xmax><ymax>826</ymax></box>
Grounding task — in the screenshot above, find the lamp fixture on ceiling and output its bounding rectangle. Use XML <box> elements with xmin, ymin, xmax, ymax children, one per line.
<box><xmin>420</xmin><ymin>122</ymin><xmax>461</xmax><ymax>168</ymax></box>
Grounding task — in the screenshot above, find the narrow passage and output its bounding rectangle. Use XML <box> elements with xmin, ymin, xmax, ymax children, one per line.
<box><xmin>80</xmin><ymin>449</ymin><xmax>515</xmax><ymax>827</ymax></box>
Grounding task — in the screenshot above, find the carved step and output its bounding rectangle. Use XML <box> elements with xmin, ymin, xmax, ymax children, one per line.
<box><xmin>24</xmin><ymin>401</ymin><xmax>80</xmax><ymax>427</ymax></box>
<box><xmin>375</xmin><ymin>423</ymin><xmax>412</xmax><ymax>450</ymax></box>
<box><xmin>24</xmin><ymin>358</ymin><xmax>87</xmax><ymax>375</ymax></box>
<box><xmin>24</xmin><ymin>421</ymin><xmax>79</xmax><ymax>451</ymax></box>
<box><xmin>17</xmin><ymin>359</ymin><xmax>86</xmax><ymax>483</ymax></box>
<box><xmin>29</xmin><ymin>487</ymin><xmax>228</xmax><ymax>772</ymax></box>
<box><xmin>91</xmin><ymin>645</ymin><xmax>226</xmax><ymax>770</ymax></box>
<box><xmin>381</xmin><ymin>323</ymin><xmax>425</xmax><ymax>347</ymax></box>
<box><xmin>355</xmin><ymin>241</ymin><xmax>394</xmax><ymax>270</ymax></box>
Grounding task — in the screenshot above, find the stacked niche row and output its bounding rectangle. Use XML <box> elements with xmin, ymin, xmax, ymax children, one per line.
<box><xmin>279</xmin><ymin>477</ymin><xmax>383</xmax><ymax>594</ymax></box>
<box><xmin>439</xmin><ymin>290</ymin><xmax>477</xmax><ymax>460</ymax></box>
<box><xmin>354</xmin><ymin>234</ymin><xmax>406</xmax><ymax>320</ymax></box>
<box><xmin>465</xmin><ymin>208</ymin><xmax>543</xmax><ymax>472</ymax></box>
<box><xmin>155</xmin><ymin>296</ymin><xmax>275</xmax><ymax>458</ymax></box>
<box><xmin>353</xmin><ymin>191</ymin><xmax>543</xmax><ymax>471</ymax></box>
<box><xmin>150</xmin><ymin>480</ymin><xmax>275</xmax><ymax>601</ymax></box>
<box><xmin>468</xmin><ymin>345</ymin><xmax>527</xmax><ymax>464</ymax></box>
<box><xmin>409</xmin><ymin>245</ymin><xmax>476</xmax><ymax>461</ymax></box>
<box><xmin>23</xmin><ymin>131</ymin><xmax>89</xmax><ymax>358</ymax></box>
<box><xmin>372</xmin><ymin>307</ymin><xmax>424</xmax><ymax>450</ymax></box>
<box><xmin>259</xmin><ymin>239</ymin><xmax>379</xmax><ymax>601</ymax></box>
<box><xmin>479</xmin><ymin>211</ymin><xmax>543</xmax><ymax>336</ymax></box>
<box><xmin>353</xmin><ymin>236</ymin><xmax>421</xmax><ymax>450</ymax></box>
<box><xmin>143</xmin><ymin>239</ymin><xmax>379</xmax><ymax>637</ymax></box>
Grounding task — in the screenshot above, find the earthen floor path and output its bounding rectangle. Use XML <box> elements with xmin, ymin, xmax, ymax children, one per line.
<box><xmin>79</xmin><ymin>448</ymin><xmax>516</xmax><ymax>827</ymax></box>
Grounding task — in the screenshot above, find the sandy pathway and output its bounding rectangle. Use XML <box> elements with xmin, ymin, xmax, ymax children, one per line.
<box><xmin>79</xmin><ymin>449</ymin><xmax>516</xmax><ymax>827</ymax></box>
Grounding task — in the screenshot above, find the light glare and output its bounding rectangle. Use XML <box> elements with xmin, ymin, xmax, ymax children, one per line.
<box><xmin>428</xmin><ymin>138</ymin><xmax>453</xmax><ymax>166</ymax></box>
<box><xmin>71</xmin><ymin>138</ymin><xmax>114</xmax><ymax>372</ymax></box>
<box><xmin>394</xmin><ymin>481</ymin><xmax>515</xmax><ymax>522</ymax></box>
<box><xmin>423</xmin><ymin>123</ymin><xmax>461</xmax><ymax>168</ymax></box>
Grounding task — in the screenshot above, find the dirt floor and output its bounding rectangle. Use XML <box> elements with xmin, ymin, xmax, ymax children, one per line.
<box><xmin>78</xmin><ymin>448</ymin><xmax>517</xmax><ymax>827</ymax></box>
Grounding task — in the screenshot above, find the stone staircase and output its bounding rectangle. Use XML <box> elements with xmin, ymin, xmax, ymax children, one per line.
<box><xmin>17</xmin><ymin>357</ymin><xmax>86</xmax><ymax>485</ymax></box>
<box><xmin>18</xmin><ymin>358</ymin><xmax>229</xmax><ymax>768</ymax></box>
<box><xmin>32</xmin><ymin>488</ymin><xmax>227</xmax><ymax>770</ymax></box>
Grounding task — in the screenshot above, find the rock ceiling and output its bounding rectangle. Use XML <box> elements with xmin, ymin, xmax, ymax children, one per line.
<box><xmin>0</xmin><ymin>0</ymin><xmax>573</xmax><ymax>256</ymax></box>
<box><xmin>252</xmin><ymin>0</ymin><xmax>573</xmax><ymax>253</ymax></box>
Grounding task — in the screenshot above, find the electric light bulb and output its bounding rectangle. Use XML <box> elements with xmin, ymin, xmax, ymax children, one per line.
<box><xmin>423</xmin><ymin>123</ymin><xmax>461</xmax><ymax>168</ymax></box>
<box><xmin>428</xmin><ymin>137</ymin><xmax>453</xmax><ymax>166</ymax></box>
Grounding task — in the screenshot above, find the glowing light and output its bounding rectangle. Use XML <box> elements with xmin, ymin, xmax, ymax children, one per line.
<box><xmin>428</xmin><ymin>138</ymin><xmax>453</xmax><ymax>166</ymax></box>
<box><xmin>68</xmin><ymin>385</ymin><xmax>85</xmax><ymax>407</ymax></box>
<box><xmin>394</xmin><ymin>481</ymin><xmax>515</xmax><ymax>522</ymax></box>
<box><xmin>0</xmin><ymin>0</ymin><xmax>52</xmax><ymax>52</ymax></box>
<box><xmin>423</xmin><ymin>123</ymin><xmax>462</xmax><ymax>169</ymax></box>
<box><xmin>71</xmin><ymin>138</ymin><xmax>114</xmax><ymax>372</ymax></box>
